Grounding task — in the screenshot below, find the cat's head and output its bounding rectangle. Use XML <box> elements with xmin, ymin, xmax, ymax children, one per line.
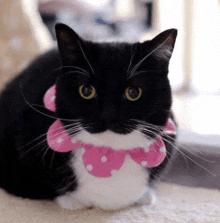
<box><xmin>54</xmin><ymin>23</ymin><xmax>177</xmax><ymax>139</ymax></box>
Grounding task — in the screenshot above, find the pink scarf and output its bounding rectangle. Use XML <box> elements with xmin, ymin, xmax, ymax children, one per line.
<box><xmin>44</xmin><ymin>85</ymin><xmax>176</xmax><ymax>178</ymax></box>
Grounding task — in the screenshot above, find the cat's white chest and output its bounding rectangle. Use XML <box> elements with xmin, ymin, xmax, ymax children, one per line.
<box><xmin>71</xmin><ymin>148</ymin><xmax>149</xmax><ymax>210</ymax></box>
<box><xmin>57</xmin><ymin>130</ymin><xmax>151</xmax><ymax>210</ymax></box>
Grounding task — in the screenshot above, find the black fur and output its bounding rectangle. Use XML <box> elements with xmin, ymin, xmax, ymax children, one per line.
<box><xmin>0</xmin><ymin>24</ymin><xmax>177</xmax><ymax>199</ymax></box>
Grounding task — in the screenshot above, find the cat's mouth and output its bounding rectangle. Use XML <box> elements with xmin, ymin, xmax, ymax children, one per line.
<box><xmin>82</xmin><ymin>120</ymin><xmax>136</xmax><ymax>135</ymax></box>
<box><xmin>106</xmin><ymin>122</ymin><xmax>133</xmax><ymax>134</ymax></box>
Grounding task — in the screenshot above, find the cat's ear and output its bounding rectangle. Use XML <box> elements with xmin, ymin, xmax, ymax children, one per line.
<box><xmin>55</xmin><ymin>23</ymin><xmax>85</xmax><ymax>66</ymax></box>
<box><xmin>139</xmin><ymin>29</ymin><xmax>177</xmax><ymax>67</ymax></box>
<box><xmin>148</xmin><ymin>29</ymin><xmax>177</xmax><ymax>62</ymax></box>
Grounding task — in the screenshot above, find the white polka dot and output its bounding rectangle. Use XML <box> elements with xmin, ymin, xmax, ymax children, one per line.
<box><xmin>144</xmin><ymin>147</ymin><xmax>150</xmax><ymax>152</ymax></box>
<box><xmin>101</xmin><ymin>156</ymin><xmax>107</xmax><ymax>162</ymax></box>
<box><xmin>111</xmin><ymin>170</ymin><xmax>117</xmax><ymax>175</ymax></box>
<box><xmin>141</xmin><ymin>161</ymin><xmax>148</xmax><ymax>167</ymax></box>
<box><xmin>56</xmin><ymin>137</ymin><xmax>63</xmax><ymax>144</ymax></box>
<box><xmin>86</xmin><ymin>165</ymin><xmax>93</xmax><ymax>171</ymax></box>
<box><xmin>160</xmin><ymin>147</ymin><xmax>166</xmax><ymax>152</ymax></box>
<box><xmin>51</xmin><ymin>96</ymin><xmax>56</xmax><ymax>102</ymax></box>
<box><xmin>71</xmin><ymin>138</ymin><xmax>76</xmax><ymax>144</ymax></box>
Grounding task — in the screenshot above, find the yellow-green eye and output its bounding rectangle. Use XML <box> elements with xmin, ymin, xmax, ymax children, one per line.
<box><xmin>79</xmin><ymin>85</ymin><xmax>96</xmax><ymax>99</ymax></box>
<box><xmin>125</xmin><ymin>87</ymin><xmax>142</xmax><ymax>101</ymax></box>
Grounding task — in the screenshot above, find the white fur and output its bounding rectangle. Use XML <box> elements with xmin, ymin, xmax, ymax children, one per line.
<box><xmin>56</xmin><ymin>130</ymin><xmax>155</xmax><ymax>210</ymax></box>
<box><xmin>71</xmin><ymin>129</ymin><xmax>152</xmax><ymax>151</ymax></box>
<box><xmin>56</xmin><ymin>193</ymin><xmax>86</xmax><ymax>211</ymax></box>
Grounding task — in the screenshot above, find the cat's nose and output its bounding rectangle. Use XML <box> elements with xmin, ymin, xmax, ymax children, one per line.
<box><xmin>101</xmin><ymin>103</ymin><xmax>117</xmax><ymax>123</ymax></box>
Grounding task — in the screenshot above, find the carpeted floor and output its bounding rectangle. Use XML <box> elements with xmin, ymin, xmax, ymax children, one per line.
<box><xmin>0</xmin><ymin>182</ymin><xmax>220</xmax><ymax>223</ymax></box>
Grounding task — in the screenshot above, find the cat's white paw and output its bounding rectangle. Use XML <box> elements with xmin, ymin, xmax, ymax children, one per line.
<box><xmin>56</xmin><ymin>194</ymin><xmax>87</xmax><ymax>211</ymax></box>
<box><xmin>135</xmin><ymin>188</ymin><xmax>157</xmax><ymax>206</ymax></box>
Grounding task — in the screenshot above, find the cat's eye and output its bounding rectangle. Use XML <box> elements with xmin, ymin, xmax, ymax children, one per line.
<box><xmin>125</xmin><ymin>87</ymin><xmax>142</xmax><ymax>101</ymax></box>
<box><xmin>79</xmin><ymin>85</ymin><xmax>96</xmax><ymax>99</ymax></box>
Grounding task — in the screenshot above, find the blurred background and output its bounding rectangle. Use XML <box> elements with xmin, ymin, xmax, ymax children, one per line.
<box><xmin>0</xmin><ymin>0</ymin><xmax>220</xmax><ymax>148</ymax></box>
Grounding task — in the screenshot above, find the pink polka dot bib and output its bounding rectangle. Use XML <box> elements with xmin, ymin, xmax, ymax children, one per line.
<box><xmin>44</xmin><ymin>85</ymin><xmax>177</xmax><ymax>178</ymax></box>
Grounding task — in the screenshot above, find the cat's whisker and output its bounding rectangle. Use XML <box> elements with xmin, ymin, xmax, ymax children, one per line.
<box><xmin>61</xmin><ymin>65</ymin><xmax>90</xmax><ymax>75</ymax></box>
<box><xmin>63</xmin><ymin>70</ymin><xmax>90</xmax><ymax>78</ymax></box>
<box><xmin>19</xmin><ymin>88</ymin><xmax>58</xmax><ymax>121</ymax></box>
<box><xmin>77</xmin><ymin>41</ymin><xmax>95</xmax><ymax>75</ymax></box>
<box><xmin>56</xmin><ymin>175</ymin><xmax>77</xmax><ymax>194</ymax></box>
<box><xmin>47</xmin><ymin>124</ymin><xmax>82</xmax><ymax>142</ymax></box>
<box><xmin>41</xmin><ymin>146</ymin><xmax>51</xmax><ymax>165</ymax></box>
<box><xmin>19</xmin><ymin>133</ymin><xmax>47</xmax><ymax>151</ymax></box>
<box><xmin>20</xmin><ymin>139</ymin><xmax>48</xmax><ymax>157</ymax></box>
<box><xmin>154</xmin><ymin>133</ymin><xmax>215</xmax><ymax>176</ymax></box>
<box><xmin>21</xmin><ymin>122</ymin><xmax>82</xmax><ymax>157</ymax></box>
<box><xmin>126</xmin><ymin>44</ymin><xmax>137</xmax><ymax>73</ymax></box>
<box><xmin>32</xmin><ymin>143</ymin><xmax>52</xmax><ymax>163</ymax></box>
<box><xmin>161</xmin><ymin>136</ymin><xmax>216</xmax><ymax>177</ymax></box>
<box><xmin>19</xmin><ymin>79</ymin><xmax>87</xmax><ymax>122</ymax></box>
<box><xmin>66</xmin><ymin>122</ymin><xmax>84</xmax><ymax>133</ymax></box>
<box><xmin>162</xmin><ymin>133</ymin><xmax>216</xmax><ymax>163</ymax></box>
<box><xmin>128</xmin><ymin>33</ymin><xmax>174</xmax><ymax>78</ymax></box>
<box><xmin>19</xmin><ymin>122</ymin><xmax>82</xmax><ymax>151</ymax></box>
<box><xmin>127</xmin><ymin>71</ymin><xmax>146</xmax><ymax>79</ymax></box>
<box><xmin>41</xmin><ymin>126</ymin><xmax>81</xmax><ymax>159</ymax></box>
<box><xmin>132</xmin><ymin>118</ymin><xmax>164</xmax><ymax>130</ymax></box>
<box><xmin>20</xmin><ymin>88</ymin><xmax>79</xmax><ymax>122</ymax></box>
<box><xmin>141</xmin><ymin>125</ymin><xmax>208</xmax><ymax>171</ymax></box>
<box><xmin>46</xmin><ymin>65</ymin><xmax>90</xmax><ymax>77</ymax></box>
<box><xmin>138</xmin><ymin>126</ymin><xmax>193</xmax><ymax>172</ymax></box>
<box><xmin>133</xmin><ymin>118</ymin><xmax>216</xmax><ymax>176</ymax></box>
<box><xmin>127</xmin><ymin>69</ymin><xmax>162</xmax><ymax>80</ymax></box>
<box><xmin>160</xmin><ymin>135</ymin><xmax>190</xmax><ymax>169</ymax></box>
<box><xmin>49</xmin><ymin>150</ymin><xmax>56</xmax><ymax>168</ymax></box>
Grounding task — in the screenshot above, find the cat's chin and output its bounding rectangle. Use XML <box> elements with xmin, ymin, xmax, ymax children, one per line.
<box><xmin>71</xmin><ymin>129</ymin><xmax>152</xmax><ymax>151</ymax></box>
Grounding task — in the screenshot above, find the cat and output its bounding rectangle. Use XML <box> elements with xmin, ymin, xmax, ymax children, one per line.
<box><xmin>0</xmin><ymin>23</ymin><xmax>177</xmax><ymax>210</ymax></box>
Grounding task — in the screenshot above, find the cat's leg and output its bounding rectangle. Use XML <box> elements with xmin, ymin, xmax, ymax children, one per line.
<box><xmin>56</xmin><ymin>193</ymin><xmax>90</xmax><ymax>211</ymax></box>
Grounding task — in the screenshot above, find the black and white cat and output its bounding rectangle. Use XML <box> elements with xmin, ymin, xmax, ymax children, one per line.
<box><xmin>0</xmin><ymin>24</ymin><xmax>177</xmax><ymax>210</ymax></box>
